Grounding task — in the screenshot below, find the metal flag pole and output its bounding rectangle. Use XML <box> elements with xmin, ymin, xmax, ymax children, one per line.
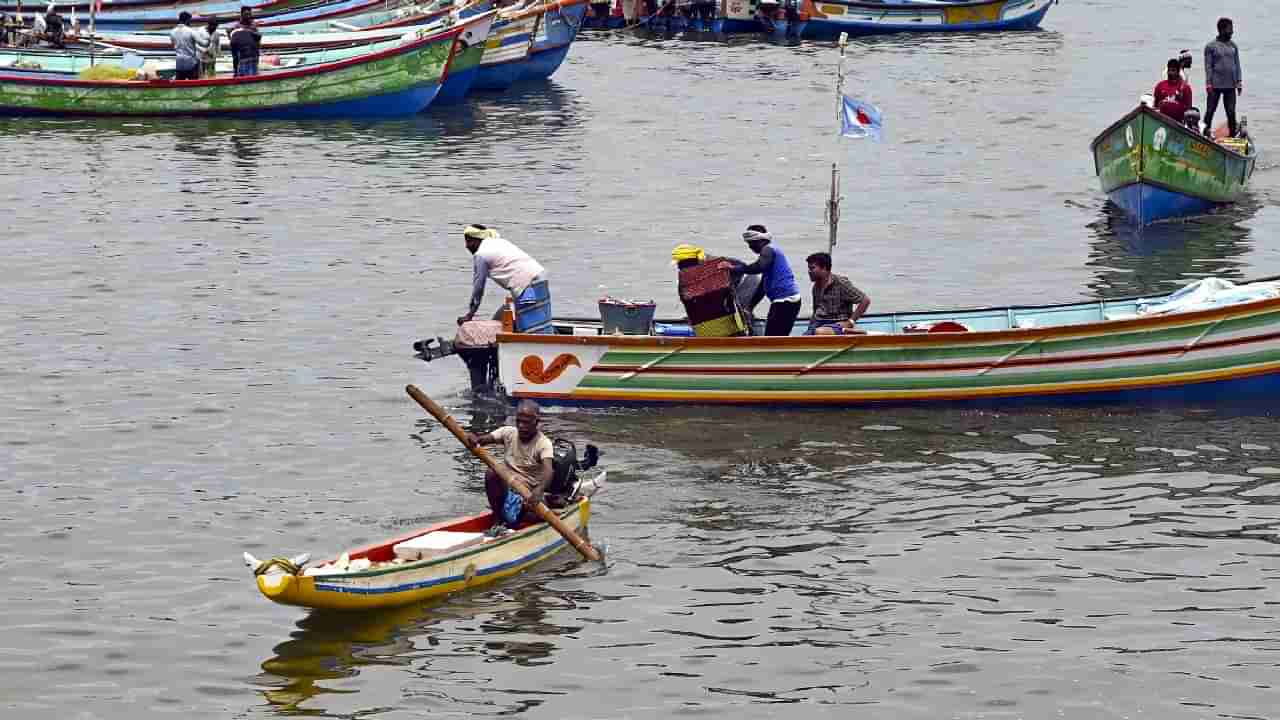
<box><xmin>89</xmin><ymin>0</ymin><xmax>96</xmax><ymax>66</ymax></box>
<box><xmin>826</xmin><ymin>31</ymin><xmax>848</xmax><ymax>256</ymax></box>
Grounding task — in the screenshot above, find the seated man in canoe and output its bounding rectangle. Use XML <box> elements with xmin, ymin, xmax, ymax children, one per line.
<box><xmin>465</xmin><ymin>399</ymin><xmax>554</xmax><ymax>535</ymax></box>
<box><xmin>805</xmin><ymin>251</ymin><xmax>870</xmax><ymax>335</ymax></box>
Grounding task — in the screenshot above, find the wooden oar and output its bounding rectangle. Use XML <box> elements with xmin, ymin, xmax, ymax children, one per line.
<box><xmin>405</xmin><ymin>385</ymin><xmax>602</xmax><ymax>562</ymax></box>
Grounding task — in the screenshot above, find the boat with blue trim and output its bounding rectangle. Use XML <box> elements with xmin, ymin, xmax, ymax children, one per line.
<box><xmin>251</xmin><ymin>499</ymin><xmax>592</xmax><ymax>610</ymax></box>
<box><xmin>1092</xmin><ymin>104</ymin><xmax>1258</xmax><ymax>225</ymax></box>
<box><xmin>800</xmin><ymin>0</ymin><xmax>1053</xmax><ymax>39</ymax></box>
<box><xmin>415</xmin><ymin>276</ymin><xmax>1280</xmax><ymax>408</ymax></box>
<box><xmin>473</xmin><ymin>0</ymin><xmax>585</xmax><ymax>90</ymax></box>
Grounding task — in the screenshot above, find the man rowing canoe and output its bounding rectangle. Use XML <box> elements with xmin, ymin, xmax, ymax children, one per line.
<box><xmin>465</xmin><ymin>399</ymin><xmax>554</xmax><ymax>536</ymax></box>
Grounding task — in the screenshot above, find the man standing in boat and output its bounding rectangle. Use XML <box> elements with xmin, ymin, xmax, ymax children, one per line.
<box><xmin>1153</xmin><ymin>58</ymin><xmax>1192</xmax><ymax>123</ymax></box>
<box><xmin>805</xmin><ymin>252</ymin><xmax>870</xmax><ymax>335</ymax></box>
<box><xmin>731</xmin><ymin>225</ymin><xmax>803</xmax><ymax>336</ymax></box>
<box><xmin>170</xmin><ymin>12</ymin><xmax>200</xmax><ymax>81</ymax></box>
<box><xmin>457</xmin><ymin>224</ymin><xmax>551</xmax><ymax>333</ymax></box>
<box><xmin>1203</xmin><ymin>17</ymin><xmax>1242</xmax><ymax>138</ymax></box>
<box><xmin>465</xmin><ymin>400</ymin><xmax>554</xmax><ymax>534</ymax></box>
<box><xmin>229</xmin><ymin>7</ymin><xmax>262</xmax><ymax>77</ymax></box>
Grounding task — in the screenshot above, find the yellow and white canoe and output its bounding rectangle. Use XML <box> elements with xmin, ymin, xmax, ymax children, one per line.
<box><xmin>250</xmin><ymin>498</ymin><xmax>591</xmax><ymax>611</ymax></box>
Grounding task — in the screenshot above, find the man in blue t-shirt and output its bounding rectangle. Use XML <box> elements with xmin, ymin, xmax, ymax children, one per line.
<box><xmin>732</xmin><ymin>224</ymin><xmax>802</xmax><ymax>336</ymax></box>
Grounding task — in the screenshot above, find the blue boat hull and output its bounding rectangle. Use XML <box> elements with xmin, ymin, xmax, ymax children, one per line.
<box><xmin>433</xmin><ymin>66</ymin><xmax>480</xmax><ymax>104</ymax></box>
<box><xmin>1106</xmin><ymin>181</ymin><xmax>1221</xmax><ymax>226</ymax></box>
<box><xmin>473</xmin><ymin>60</ymin><xmax>524</xmax><ymax>90</ymax></box>
<box><xmin>804</xmin><ymin>2</ymin><xmax>1050</xmax><ymax>38</ymax></box>
<box><xmin>521</xmin><ymin>2</ymin><xmax>586</xmax><ymax>81</ymax></box>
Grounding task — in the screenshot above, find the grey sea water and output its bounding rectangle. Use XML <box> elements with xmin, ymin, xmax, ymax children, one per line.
<box><xmin>4</xmin><ymin>0</ymin><xmax>1280</xmax><ymax>717</ymax></box>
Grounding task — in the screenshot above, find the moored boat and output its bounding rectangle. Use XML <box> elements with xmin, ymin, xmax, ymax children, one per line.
<box><xmin>801</xmin><ymin>0</ymin><xmax>1053</xmax><ymax>38</ymax></box>
<box><xmin>1091</xmin><ymin>104</ymin><xmax>1258</xmax><ymax>225</ymax></box>
<box><xmin>463</xmin><ymin>278</ymin><xmax>1280</xmax><ymax>407</ymax></box>
<box><xmin>520</xmin><ymin>0</ymin><xmax>586</xmax><ymax>81</ymax></box>
<box><xmin>0</xmin><ymin>20</ymin><xmax>464</xmax><ymax>117</ymax></box>
<box><xmin>250</xmin><ymin>498</ymin><xmax>592</xmax><ymax>611</ymax></box>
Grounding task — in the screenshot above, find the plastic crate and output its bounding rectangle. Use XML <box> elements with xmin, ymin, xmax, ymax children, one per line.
<box><xmin>599</xmin><ymin>298</ymin><xmax>656</xmax><ymax>335</ymax></box>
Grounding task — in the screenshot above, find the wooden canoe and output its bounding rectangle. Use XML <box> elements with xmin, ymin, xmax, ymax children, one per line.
<box><xmin>253</xmin><ymin>498</ymin><xmax>591</xmax><ymax>611</ymax></box>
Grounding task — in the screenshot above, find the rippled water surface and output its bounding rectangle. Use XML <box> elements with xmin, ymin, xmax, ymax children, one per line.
<box><xmin>5</xmin><ymin>1</ymin><xmax>1280</xmax><ymax>718</ymax></box>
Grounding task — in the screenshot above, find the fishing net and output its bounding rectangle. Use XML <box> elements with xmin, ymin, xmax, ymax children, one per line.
<box><xmin>77</xmin><ymin>64</ymin><xmax>137</xmax><ymax>80</ymax></box>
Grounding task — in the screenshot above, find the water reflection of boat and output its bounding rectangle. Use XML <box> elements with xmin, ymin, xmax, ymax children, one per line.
<box><xmin>1091</xmin><ymin>105</ymin><xmax>1259</xmax><ymax>225</ymax></box>
<box><xmin>257</xmin><ymin>565</ymin><xmax>590</xmax><ymax>711</ymax></box>
<box><xmin>1085</xmin><ymin>204</ymin><xmax>1256</xmax><ymax>298</ymax></box>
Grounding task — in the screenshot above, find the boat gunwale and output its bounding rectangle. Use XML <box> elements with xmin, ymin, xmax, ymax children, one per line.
<box><xmin>500</xmin><ymin>0</ymin><xmax>588</xmax><ymax>25</ymax></box>
<box><xmin>304</xmin><ymin>499</ymin><xmax>588</xmax><ymax>581</ymax></box>
<box><xmin>498</xmin><ymin>279</ymin><xmax>1280</xmax><ymax>349</ymax></box>
<box><xmin>1090</xmin><ymin>105</ymin><xmax>1256</xmax><ymax>161</ymax></box>
<box><xmin>0</xmin><ymin>21</ymin><xmax>465</xmax><ymax>89</ymax></box>
<box><xmin>814</xmin><ymin>0</ymin><xmax>1015</xmax><ymax>10</ymax></box>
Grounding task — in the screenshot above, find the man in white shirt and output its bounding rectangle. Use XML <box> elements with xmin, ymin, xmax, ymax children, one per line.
<box><xmin>170</xmin><ymin>11</ymin><xmax>200</xmax><ymax>80</ymax></box>
<box><xmin>456</xmin><ymin>224</ymin><xmax>550</xmax><ymax>332</ymax></box>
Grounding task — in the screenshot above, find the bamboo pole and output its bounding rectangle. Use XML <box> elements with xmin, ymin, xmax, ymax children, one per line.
<box><xmin>405</xmin><ymin>385</ymin><xmax>602</xmax><ymax>562</ymax></box>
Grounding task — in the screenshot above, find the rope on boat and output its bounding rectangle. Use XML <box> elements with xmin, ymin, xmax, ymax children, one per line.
<box><xmin>253</xmin><ymin>556</ymin><xmax>302</xmax><ymax>577</ymax></box>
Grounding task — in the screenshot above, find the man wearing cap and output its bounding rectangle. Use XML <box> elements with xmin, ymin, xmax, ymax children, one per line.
<box><xmin>458</xmin><ymin>224</ymin><xmax>549</xmax><ymax>330</ymax></box>
<box><xmin>731</xmin><ymin>225</ymin><xmax>802</xmax><ymax>336</ymax></box>
<box><xmin>1153</xmin><ymin>58</ymin><xmax>1192</xmax><ymax>123</ymax></box>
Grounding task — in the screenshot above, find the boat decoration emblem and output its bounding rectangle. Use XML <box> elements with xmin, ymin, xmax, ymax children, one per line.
<box><xmin>521</xmin><ymin>354</ymin><xmax>581</xmax><ymax>384</ymax></box>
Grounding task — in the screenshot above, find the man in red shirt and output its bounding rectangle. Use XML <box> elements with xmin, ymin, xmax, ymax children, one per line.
<box><xmin>1153</xmin><ymin>58</ymin><xmax>1193</xmax><ymax>123</ymax></box>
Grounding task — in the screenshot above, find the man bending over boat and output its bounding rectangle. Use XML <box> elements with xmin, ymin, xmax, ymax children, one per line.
<box><xmin>465</xmin><ymin>400</ymin><xmax>554</xmax><ymax>535</ymax></box>
<box><xmin>805</xmin><ymin>252</ymin><xmax>870</xmax><ymax>335</ymax></box>
<box><xmin>731</xmin><ymin>225</ymin><xmax>803</xmax><ymax>336</ymax></box>
<box><xmin>457</xmin><ymin>224</ymin><xmax>551</xmax><ymax>333</ymax></box>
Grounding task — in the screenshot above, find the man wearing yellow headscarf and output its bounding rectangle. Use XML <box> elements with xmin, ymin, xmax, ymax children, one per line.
<box><xmin>459</xmin><ymin>224</ymin><xmax>550</xmax><ymax>333</ymax></box>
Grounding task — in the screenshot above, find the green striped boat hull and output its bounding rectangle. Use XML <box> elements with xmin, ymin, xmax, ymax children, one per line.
<box><xmin>496</xmin><ymin>292</ymin><xmax>1280</xmax><ymax>406</ymax></box>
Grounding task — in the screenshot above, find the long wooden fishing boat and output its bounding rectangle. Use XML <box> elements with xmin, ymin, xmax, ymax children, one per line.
<box><xmin>801</xmin><ymin>0</ymin><xmax>1053</xmax><ymax>38</ymax></box>
<box><xmin>1091</xmin><ymin>105</ymin><xmax>1258</xmax><ymax>225</ymax></box>
<box><xmin>0</xmin><ymin>20</ymin><xmax>464</xmax><ymax>117</ymax></box>
<box><xmin>251</xmin><ymin>498</ymin><xmax>591</xmax><ymax>611</ymax></box>
<box><xmin>488</xmin><ymin>279</ymin><xmax>1280</xmax><ymax>407</ymax></box>
<box><xmin>85</xmin><ymin>0</ymin><xmax>473</xmax><ymax>50</ymax></box>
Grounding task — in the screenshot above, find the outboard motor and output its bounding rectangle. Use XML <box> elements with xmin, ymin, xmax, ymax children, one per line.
<box><xmin>545</xmin><ymin>440</ymin><xmax>600</xmax><ymax>508</ymax></box>
<box><xmin>413</xmin><ymin>320</ymin><xmax>504</xmax><ymax>394</ymax></box>
<box><xmin>1183</xmin><ymin>106</ymin><xmax>1201</xmax><ymax>132</ymax></box>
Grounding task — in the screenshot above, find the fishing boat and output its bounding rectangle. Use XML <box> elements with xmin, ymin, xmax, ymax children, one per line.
<box><xmin>712</xmin><ymin>0</ymin><xmax>806</xmax><ymax>39</ymax></box>
<box><xmin>801</xmin><ymin>0</ymin><xmax>1054</xmax><ymax>38</ymax></box>
<box><xmin>521</xmin><ymin>0</ymin><xmax>586</xmax><ymax>80</ymax></box>
<box><xmin>84</xmin><ymin>0</ymin><xmax>476</xmax><ymax>51</ymax></box>
<box><xmin>0</xmin><ymin>20</ymin><xmax>463</xmax><ymax>117</ymax></box>
<box><xmin>249</xmin><ymin>498</ymin><xmax>592</xmax><ymax>611</ymax></box>
<box><xmin>473</xmin><ymin>0</ymin><xmax>584</xmax><ymax>90</ymax></box>
<box><xmin>424</xmin><ymin>277</ymin><xmax>1280</xmax><ymax>407</ymax></box>
<box><xmin>1091</xmin><ymin>104</ymin><xmax>1258</xmax><ymax>225</ymax></box>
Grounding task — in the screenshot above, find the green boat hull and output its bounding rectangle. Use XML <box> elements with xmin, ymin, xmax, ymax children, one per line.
<box><xmin>1091</xmin><ymin>105</ymin><xmax>1257</xmax><ymax>224</ymax></box>
<box><xmin>0</xmin><ymin>26</ymin><xmax>457</xmax><ymax>118</ymax></box>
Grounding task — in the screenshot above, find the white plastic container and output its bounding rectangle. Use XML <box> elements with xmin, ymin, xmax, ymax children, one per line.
<box><xmin>393</xmin><ymin>531</ymin><xmax>485</xmax><ymax>561</ymax></box>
